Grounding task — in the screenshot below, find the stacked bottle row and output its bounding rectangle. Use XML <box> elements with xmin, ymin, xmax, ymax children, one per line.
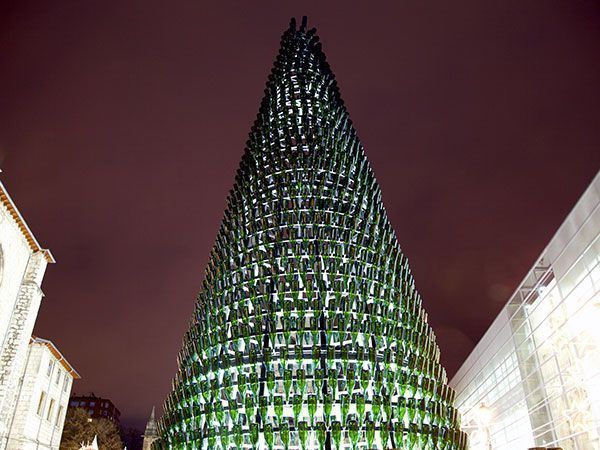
<box><xmin>163</xmin><ymin>369</ymin><xmax>464</xmax><ymax>449</ymax></box>
<box><xmin>158</xmin><ymin>17</ymin><xmax>467</xmax><ymax>450</ymax></box>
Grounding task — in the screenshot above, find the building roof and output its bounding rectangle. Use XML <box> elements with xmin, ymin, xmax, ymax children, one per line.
<box><xmin>31</xmin><ymin>336</ymin><xmax>81</xmax><ymax>379</ymax></box>
<box><xmin>0</xmin><ymin>179</ymin><xmax>55</xmax><ymax>263</ymax></box>
<box><xmin>144</xmin><ymin>406</ymin><xmax>159</xmax><ymax>437</ymax></box>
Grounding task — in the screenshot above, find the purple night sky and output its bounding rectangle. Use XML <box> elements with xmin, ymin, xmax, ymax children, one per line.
<box><xmin>1</xmin><ymin>1</ymin><xmax>599</xmax><ymax>429</ymax></box>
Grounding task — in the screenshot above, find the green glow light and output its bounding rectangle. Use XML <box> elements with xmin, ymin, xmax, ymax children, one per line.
<box><xmin>158</xmin><ymin>16</ymin><xmax>467</xmax><ymax>450</ymax></box>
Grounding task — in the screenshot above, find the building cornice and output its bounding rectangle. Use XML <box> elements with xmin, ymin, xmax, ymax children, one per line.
<box><xmin>0</xmin><ymin>180</ymin><xmax>55</xmax><ymax>264</ymax></box>
<box><xmin>31</xmin><ymin>336</ymin><xmax>81</xmax><ymax>379</ymax></box>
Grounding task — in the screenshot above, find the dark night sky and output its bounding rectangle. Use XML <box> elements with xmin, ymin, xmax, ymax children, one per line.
<box><xmin>1</xmin><ymin>1</ymin><xmax>599</xmax><ymax>429</ymax></box>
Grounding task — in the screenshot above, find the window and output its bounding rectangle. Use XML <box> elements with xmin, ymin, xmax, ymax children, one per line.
<box><xmin>37</xmin><ymin>392</ymin><xmax>46</xmax><ymax>416</ymax></box>
<box><xmin>55</xmin><ymin>406</ymin><xmax>63</xmax><ymax>427</ymax></box>
<box><xmin>55</xmin><ymin>369</ymin><xmax>61</xmax><ymax>385</ymax></box>
<box><xmin>46</xmin><ymin>398</ymin><xmax>55</xmax><ymax>421</ymax></box>
<box><xmin>63</xmin><ymin>377</ymin><xmax>70</xmax><ymax>393</ymax></box>
<box><xmin>46</xmin><ymin>360</ymin><xmax>54</xmax><ymax>378</ymax></box>
<box><xmin>70</xmin><ymin>401</ymin><xmax>79</xmax><ymax>407</ymax></box>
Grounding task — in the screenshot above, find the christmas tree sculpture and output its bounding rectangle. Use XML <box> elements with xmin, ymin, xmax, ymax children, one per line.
<box><xmin>158</xmin><ymin>17</ymin><xmax>467</xmax><ymax>450</ymax></box>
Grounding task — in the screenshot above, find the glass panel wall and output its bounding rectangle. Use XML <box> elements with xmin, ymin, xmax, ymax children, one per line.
<box><xmin>451</xmin><ymin>173</ymin><xmax>600</xmax><ymax>450</ymax></box>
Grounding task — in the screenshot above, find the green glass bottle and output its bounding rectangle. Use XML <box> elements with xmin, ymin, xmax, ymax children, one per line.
<box><xmin>356</xmin><ymin>394</ymin><xmax>365</xmax><ymax>425</ymax></box>
<box><xmin>264</xmin><ymin>423</ymin><xmax>274</xmax><ymax>450</ymax></box>
<box><xmin>284</xmin><ymin>369</ymin><xmax>293</xmax><ymax>400</ymax></box>
<box><xmin>280</xmin><ymin>422</ymin><xmax>290</xmax><ymax>450</ymax></box>
<box><xmin>365</xmin><ymin>420</ymin><xmax>375</xmax><ymax>450</ymax></box>
<box><xmin>323</xmin><ymin>394</ymin><xmax>333</xmax><ymax>426</ymax></box>
<box><xmin>306</xmin><ymin>394</ymin><xmax>316</xmax><ymax>426</ymax></box>
<box><xmin>348</xmin><ymin>419</ymin><xmax>360</xmax><ymax>450</ymax></box>
<box><xmin>293</xmin><ymin>395</ymin><xmax>302</xmax><ymax>423</ymax></box>
<box><xmin>316</xmin><ymin>422</ymin><xmax>327</xmax><ymax>450</ymax></box>
<box><xmin>298</xmin><ymin>421</ymin><xmax>309</xmax><ymax>450</ymax></box>
<box><xmin>274</xmin><ymin>396</ymin><xmax>284</xmax><ymax>424</ymax></box>
<box><xmin>259</xmin><ymin>397</ymin><xmax>268</xmax><ymax>424</ymax></box>
<box><xmin>379</xmin><ymin>421</ymin><xmax>389</xmax><ymax>449</ymax></box>
<box><xmin>233</xmin><ymin>424</ymin><xmax>243</xmax><ymax>448</ymax></box>
<box><xmin>249</xmin><ymin>423</ymin><xmax>259</xmax><ymax>448</ymax></box>
<box><xmin>341</xmin><ymin>394</ymin><xmax>350</xmax><ymax>425</ymax></box>
<box><xmin>331</xmin><ymin>421</ymin><xmax>342</xmax><ymax>450</ymax></box>
<box><xmin>297</xmin><ymin>368</ymin><xmax>307</xmax><ymax>396</ymax></box>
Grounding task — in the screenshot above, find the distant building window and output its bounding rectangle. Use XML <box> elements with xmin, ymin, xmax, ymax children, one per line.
<box><xmin>46</xmin><ymin>360</ymin><xmax>54</xmax><ymax>378</ymax></box>
<box><xmin>88</xmin><ymin>409</ymin><xmax>93</xmax><ymax>416</ymax></box>
<box><xmin>55</xmin><ymin>406</ymin><xmax>63</xmax><ymax>427</ymax></box>
<box><xmin>89</xmin><ymin>402</ymin><xmax>95</xmax><ymax>407</ymax></box>
<box><xmin>46</xmin><ymin>398</ymin><xmax>55</xmax><ymax>421</ymax></box>
<box><xmin>37</xmin><ymin>392</ymin><xmax>46</xmax><ymax>416</ymax></box>
<box><xmin>70</xmin><ymin>401</ymin><xmax>78</xmax><ymax>407</ymax></box>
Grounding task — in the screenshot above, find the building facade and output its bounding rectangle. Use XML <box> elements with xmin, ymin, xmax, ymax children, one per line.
<box><xmin>0</xmin><ymin>179</ymin><xmax>55</xmax><ymax>450</ymax></box>
<box><xmin>450</xmin><ymin>171</ymin><xmax>600</xmax><ymax>450</ymax></box>
<box><xmin>4</xmin><ymin>337</ymin><xmax>79</xmax><ymax>450</ymax></box>
<box><xmin>159</xmin><ymin>17</ymin><xmax>466</xmax><ymax>450</ymax></box>
<box><xmin>68</xmin><ymin>395</ymin><xmax>121</xmax><ymax>425</ymax></box>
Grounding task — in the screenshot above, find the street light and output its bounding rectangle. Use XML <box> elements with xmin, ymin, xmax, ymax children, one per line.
<box><xmin>474</xmin><ymin>403</ymin><xmax>493</xmax><ymax>450</ymax></box>
<box><xmin>474</xmin><ymin>403</ymin><xmax>493</xmax><ymax>427</ymax></box>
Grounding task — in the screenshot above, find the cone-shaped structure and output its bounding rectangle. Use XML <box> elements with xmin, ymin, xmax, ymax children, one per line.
<box><xmin>143</xmin><ymin>407</ymin><xmax>160</xmax><ymax>450</ymax></box>
<box><xmin>159</xmin><ymin>17</ymin><xmax>467</xmax><ymax>450</ymax></box>
<box><xmin>145</xmin><ymin>407</ymin><xmax>158</xmax><ymax>436</ymax></box>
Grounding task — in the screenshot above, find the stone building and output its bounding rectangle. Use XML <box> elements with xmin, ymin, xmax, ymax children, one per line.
<box><xmin>4</xmin><ymin>337</ymin><xmax>79</xmax><ymax>449</ymax></box>
<box><xmin>142</xmin><ymin>407</ymin><xmax>159</xmax><ymax>450</ymax></box>
<box><xmin>0</xmin><ymin>179</ymin><xmax>55</xmax><ymax>450</ymax></box>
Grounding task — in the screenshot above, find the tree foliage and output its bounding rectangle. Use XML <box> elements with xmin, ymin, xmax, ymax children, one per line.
<box><xmin>60</xmin><ymin>407</ymin><xmax>123</xmax><ymax>450</ymax></box>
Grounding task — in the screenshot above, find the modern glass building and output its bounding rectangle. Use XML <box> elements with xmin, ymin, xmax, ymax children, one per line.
<box><xmin>451</xmin><ymin>170</ymin><xmax>600</xmax><ymax>450</ymax></box>
<box><xmin>158</xmin><ymin>17</ymin><xmax>466</xmax><ymax>450</ymax></box>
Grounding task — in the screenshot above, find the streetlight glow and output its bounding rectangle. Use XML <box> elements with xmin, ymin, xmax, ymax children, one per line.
<box><xmin>475</xmin><ymin>403</ymin><xmax>493</xmax><ymax>427</ymax></box>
